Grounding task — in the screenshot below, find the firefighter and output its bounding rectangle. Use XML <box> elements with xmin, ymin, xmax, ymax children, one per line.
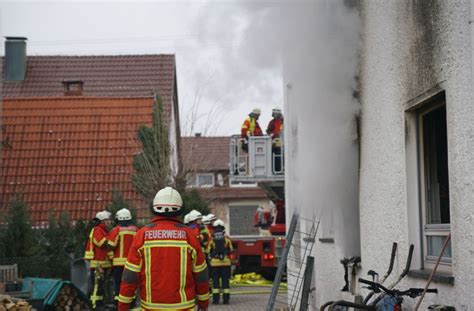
<box><xmin>188</xmin><ymin>210</ymin><xmax>210</xmax><ymax>247</ymax></box>
<box><xmin>107</xmin><ymin>208</ymin><xmax>138</xmax><ymax>304</ymax></box>
<box><xmin>240</xmin><ymin>108</ymin><xmax>263</xmax><ymax>152</ymax></box>
<box><xmin>118</xmin><ymin>187</ymin><xmax>209</xmax><ymax>311</ymax></box>
<box><xmin>208</xmin><ymin>219</ymin><xmax>233</xmax><ymax>305</ymax></box>
<box><xmin>267</xmin><ymin>108</ymin><xmax>284</xmax><ymax>173</ymax></box>
<box><xmin>84</xmin><ymin>210</ymin><xmax>112</xmax><ymax>309</ymax></box>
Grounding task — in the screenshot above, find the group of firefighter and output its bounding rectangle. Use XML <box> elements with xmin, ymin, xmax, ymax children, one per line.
<box><xmin>83</xmin><ymin>107</ymin><xmax>283</xmax><ymax>311</ymax></box>
<box><xmin>241</xmin><ymin>107</ymin><xmax>284</xmax><ymax>172</ymax></box>
<box><xmin>84</xmin><ymin>187</ymin><xmax>232</xmax><ymax>311</ymax></box>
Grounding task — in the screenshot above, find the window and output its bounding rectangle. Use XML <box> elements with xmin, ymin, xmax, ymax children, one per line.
<box><xmin>418</xmin><ymin>99</ymin><xmax>452</xmax><ymax>265</ymax></box>
<box><xmin>229</xmin><ymin>205</ymin><xmax>259</xmax><ymax>235</ymax></box>
<box><xmin>186</xmin><ymin>173</ymin><xmax>215</xmax><ymax>188</ymax></box>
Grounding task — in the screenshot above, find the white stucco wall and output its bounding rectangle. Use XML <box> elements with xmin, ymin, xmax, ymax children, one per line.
<box><xmin>359</xmin><ymin>1</ymin><xmax>474</xmax><ymax>309</ymax></box>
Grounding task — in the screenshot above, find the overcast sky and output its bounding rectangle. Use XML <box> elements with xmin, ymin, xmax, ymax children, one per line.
<box><xmin>0</xmin><ymin>0</ymin><xmax>284</xmax><ymax>136</ymax></box>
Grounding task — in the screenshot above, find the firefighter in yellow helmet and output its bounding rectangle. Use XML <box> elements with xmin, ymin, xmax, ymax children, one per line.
<box><xmin>207</xmin><ymin>219</ymin><xmax>233</xmax><ymax>305</ymax></box>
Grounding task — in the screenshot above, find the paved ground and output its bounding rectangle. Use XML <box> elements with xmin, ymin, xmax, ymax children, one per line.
<box><xmin>208</xmin><ymin>286</ymin><xmax>288</xmax><ymax>311</ymax></box>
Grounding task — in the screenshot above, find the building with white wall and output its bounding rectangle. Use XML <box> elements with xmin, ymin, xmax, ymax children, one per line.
<box><xmin>285</xmin><ymin>1</ymin><xmax>474</xmax><ymax>309</ymax></box>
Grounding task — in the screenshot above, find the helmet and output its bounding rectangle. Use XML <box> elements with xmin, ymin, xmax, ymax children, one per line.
<box><xmin>202</xmin><ymin>215</ymin><xmax>211</xmax><ymax>225</ymax></box>
<box><xmin>251</xmin><ymin>108</ymin><xmax>261</xmax><ymax>115</ymax></box>
<box><xmin>188</xmin><ymin>210</ymin><xmax>203</xmax><ymax>222</ymax></box>
<box><xmin>151</xmin><ymin>187</ymin><xmax>183</xmax><ymax>215</ymax></box>
<box><xmin>95</xmin><ymin>210</ymin><xmax>111</xmax><ymax>221</ymax></box>
<box><xmin>207</xmin><ymin>213</ymin><xmax>217</xmax><ymax>222</ymax></box>
<box><xmin>116</xmin><ymin>208</ymin><xmax>132</xmax><ymax>221</ymax></box>
<box><xmin>272</xmin><ymin>108</ymin><xmax>282</xmax><ymax>117</ymax></box>
<box><xmin>183</xmin><ymin>213</ymin><xmax>190</xmax><ymax>224</ymax></box>
<box><xmin>213</xmin><ymin>219</ymin><xmax>225</xmax><ymax>228</ymax></box>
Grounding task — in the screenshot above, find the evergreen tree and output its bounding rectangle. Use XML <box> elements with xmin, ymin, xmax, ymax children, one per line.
<box><xmin>132</xmin><ymin>94</ymin><xmax>171</xmax><ymax>203</ymax></box>
<box><xmin>2</xmin><ymin>194</ymin><xmax>34</xmax><ymax>258</ymax></box>
<box><xmin>131</xmin><ymin>93</ymin><xmax>210</xmax><ymax>219</ymax></box>
<box><xmin>180</xmin><ymin>189</ymin><xmax>210</xmax><ymax>216</ymax></box>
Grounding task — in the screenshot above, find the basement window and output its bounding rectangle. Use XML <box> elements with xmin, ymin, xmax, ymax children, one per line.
<box><xmin>418</xmin><ymin>97</ymin><xmax>452</xmax><ymax>266</ymax></box>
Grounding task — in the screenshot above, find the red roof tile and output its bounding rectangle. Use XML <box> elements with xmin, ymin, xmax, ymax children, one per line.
<box><xmin>1</xmin><ymin>97</ymin><xmax>154</xmax><ymax>223</ymax></box>
<box><xmin>2</xmin><ymin>55</ymin><xmax>176</xmax><ymax>100</ymax></box>
<box><xmin>181</xmin><ymin>136</ymin><xmax>230</xmax><ymax>172</ymax></box>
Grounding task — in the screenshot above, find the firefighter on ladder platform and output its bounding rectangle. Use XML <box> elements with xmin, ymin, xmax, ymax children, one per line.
<box><xmin>266</xmin><ymin>108</ymin><xmax>284</xmax><ymax>173</ymax></box>
<box><xmin>107</xmin><ymin>208</ymin><xmax>138</xmax><ymax>305</ymax></box>
<box><xmin>118</xmin><ymin>187</ymin><xmax>209</xmax><ymax>311</ymax></box>
<box><xmin>208</xmin><ymin>219</ymin><xmax>233</xmax><ymax>305</ymax></box>
<box><xmin>240</xmin><ymin>107</ymin><xmax>263</xmax><ymax>152</ymax></box>
<box><xmin>84</xmin><ymin>210</ymin><xmax>112</xmax><ymax>309</ymax></box>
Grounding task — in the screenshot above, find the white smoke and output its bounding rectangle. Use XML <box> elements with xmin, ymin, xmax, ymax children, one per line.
<box><xmin>189</xmin><ymin>0</ymin><xmax>361</xmax><ymax>257</ymax></box>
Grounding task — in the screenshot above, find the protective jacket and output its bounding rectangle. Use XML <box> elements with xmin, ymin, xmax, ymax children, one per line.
<box><xmin>84</xmin><ymin>223</ymin><xmax>111</xmax><ymax>268</ymax></box>
<box><xmin>108</xmin><ymin>224</ymin><xmax>138</xmax><ymax>266</ymax></box>
<box><xmin>118</xmin><ymin>216</ymin><xmax>209</xmax><ymax>311</ymax></box>
<box><xmin>241</xmin><ymin>115</ymin><xmax>263</xmax><ymax>138</ymax></box>
<box><xmin>267</xmin><ymin>118</ymin><xmax>284</xmax><ymax>138</ymax></box>
<box><xmin>208</xmin><ymin>234</ymin><xmax>233</xmax><ymax>267</ymax></box>
<box><xmin>188</xmin><ymin>223</ymin><xmax>209</xmax><ymax>247</ymax></box>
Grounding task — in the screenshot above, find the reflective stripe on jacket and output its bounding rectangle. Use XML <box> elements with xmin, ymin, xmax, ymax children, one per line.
<box><xmin>241</xmin><ymin>115</ymin><xmax>263</xmax><ymax>138</ymax></box>
<box><xmin>108</xmin><ymin>225</ymin><xmax>138</xmax><ymax>266</ymax></box>
<box><xmin>208</xmin><ymin>235</ymin><xmax>233</xmax><ymax>267</ymax></box>
<box><xmin>84</xmin><ymin>223</ymin><xmax>111</xmax><ymax>268</ymax></box>
<box><xmin>118</xmin><ymin>216</ymin><xmax>209</xmax><ymax>311</ymax></box>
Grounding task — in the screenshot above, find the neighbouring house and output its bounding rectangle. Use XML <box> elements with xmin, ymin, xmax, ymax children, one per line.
<box><xmin>181</xmin><ymin>135</ymin><xmax>271</xmax><ymax>235</ymax></box>
<box><xmin>1</xmin><ymin>37</ymin><xmax>181</xmax><ymax>225</ymax></box>
<box><xmin>285</xmin><ymin>1</ymin><xmax>474</xmax><ymax>309</ymax></box>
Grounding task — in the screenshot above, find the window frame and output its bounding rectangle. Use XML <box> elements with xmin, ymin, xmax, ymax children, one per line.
<box><xmin>186</xmin><ymin>172</ymin><xmax>215</xmax><ymax>188</ymax></box>
<box><xmin>417</xmin><ymin>99</ymin><xmax>452</xmax><ymax>268</ymax></box>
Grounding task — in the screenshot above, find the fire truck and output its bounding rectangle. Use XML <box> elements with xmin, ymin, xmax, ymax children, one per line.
<box><xmin>228</xmin><ymin>135</ymin><xmax>286</xmax><ymax>279</ymax></box>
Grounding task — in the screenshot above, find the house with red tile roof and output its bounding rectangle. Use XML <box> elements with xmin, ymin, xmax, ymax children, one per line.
<box><xmin>1</xmin><ymin>39</ymin><xmax>181</xmax><ymax>224</ymax></box>
<box><xmin>181</xmin><ymin>136</ymin><xmax>271</xmax><ymax>235</ymax></box>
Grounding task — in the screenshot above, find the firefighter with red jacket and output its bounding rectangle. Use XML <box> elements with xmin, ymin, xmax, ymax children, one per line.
<box><xmin>240</xmin><ymin>108</ymin><xmax>263</xmax><ymax>152</ymax></box>
<box><xmin>267</xmin><ymin>108</ymin><xmax>284</xmax><ymax>173</ymax></box>
<box><xmin>118</xmin><ymin>187</ymin><xmax>209</xmax><ymax>311</ymax></box>
<box><xmin>84</xmin><ymin>210</ymin><xmax>112</xmax><ymax>309</ymax></box>
<box><xmin>188</xmin><ymin>210</ymin><xmax>210</xmax><ymax>248</ymax></box>
<box><xmin>107</xmin><ymin>208</ymin><xmax>138</xmax><ymax>303</ymax></box>
<box><xmin>208</xmin><ymin>219</ymin><xmax>233</xmax><ymax>305</ymax></box>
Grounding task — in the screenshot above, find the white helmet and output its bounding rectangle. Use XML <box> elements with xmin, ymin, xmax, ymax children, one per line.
<box><xmin>251</xmin><ymin>107</ymin><xmax>261</xmax><ymax>115</ymax></box>
<box><xmin>152</xmin><ymin>187</ymin><xmax>183</xmax><ymax>214</ymax></box>
<box><xmin>95</xmin><ymin>210</ymin><xmax>111</xmax><ymax>221</ymax></box>
<box><xmin>116</xmin><ymin>208</ymin><xmax>132</xmax><ymax>221</ymax></box>
<box><xmin>202</xmin><ymin>215</ymin><xmax>211</xmax><ymax>225</ymax></box>
<box><xmin>183</xmin><ymin>213</ymin><xmax>190</xmax><ymax>224</ymax></box>
<box><xmin>188</xmin><ymin>210</ymin><xmax>202</xmax><ymax>222</ymax></box>
<box><xmin>213</xmin><ymin>219</ymin><xmax>225</xmax><ymax>228</ymax></box>
<box><xmin>207</xmin><ymin>213</ymin><xmax>217</xmax><ymax>222</ymax></box>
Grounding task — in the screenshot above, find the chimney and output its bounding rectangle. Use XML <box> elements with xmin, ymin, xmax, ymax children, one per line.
<box><xmin>4</xmin><ymin>37</ymin><xmax>27</xmax><ymax>81</ymax></box>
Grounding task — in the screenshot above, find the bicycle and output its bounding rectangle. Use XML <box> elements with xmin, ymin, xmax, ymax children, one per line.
<box><xmin>320</xmin><ymin>243</ymin><xmax>439</xmax><ymax>311</ymax></box>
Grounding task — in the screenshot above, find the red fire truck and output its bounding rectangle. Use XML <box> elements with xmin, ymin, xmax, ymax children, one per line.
<box><xmin>229</xmin><ymin>135</ymin><xmax>286</xmax><ymax>279</ymax></box>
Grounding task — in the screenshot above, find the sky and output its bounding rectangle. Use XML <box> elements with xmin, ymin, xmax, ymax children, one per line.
<box><xmin>0</xmin><ymin>0</ymin><xmax>285</xmax><ymax>136</ymax></box>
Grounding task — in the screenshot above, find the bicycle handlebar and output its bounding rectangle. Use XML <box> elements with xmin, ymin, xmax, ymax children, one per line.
<box><xmin>359</xmin><ymin>278</ymin><xmax>437</xmax><ymax>298</ymax></box>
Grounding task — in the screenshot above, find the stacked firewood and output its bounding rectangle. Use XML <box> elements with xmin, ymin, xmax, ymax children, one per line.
<box><xmin>0</xmin><ymin>295</ymin><xmax>32</xmax><ymax>311</ymax></box>
<box><xmin>52</xmin><ymin>285</ymin><xmax>88</xmax><ymax>311</ymax></box>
